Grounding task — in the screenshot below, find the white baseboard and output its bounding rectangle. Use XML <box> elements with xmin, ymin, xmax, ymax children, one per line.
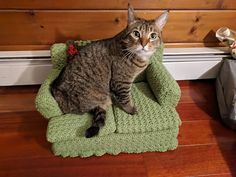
<box><xmin>0</xmin><ymin>58</ymin><xmax>52</xmax><ymax>86</ymax></box>
<box><xmin>165</xmin><ymin>60</ymin><xmax>222</xmax><ymax>80</ymax></box>
<box><xmin>0</xmin><ymin>47</ymin><xmax>230</xmax><ymax>86</ymax></box>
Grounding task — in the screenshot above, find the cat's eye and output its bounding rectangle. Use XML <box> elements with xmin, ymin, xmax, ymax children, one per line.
<box><xmin>150</xmin><ymin>33</ymin><xmax>158</xmax><ymax>40</ymax></box>
<box><xmin>132</xmin><ymin>30</ymin><xmax>141</xmax><ymax>38</ymax></box>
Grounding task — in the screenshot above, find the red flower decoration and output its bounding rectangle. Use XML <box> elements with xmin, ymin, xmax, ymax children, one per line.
<box><xmin>67</xmin><ymin>44</ymin><xmax>78</xmax><ymax>57</ymax></box>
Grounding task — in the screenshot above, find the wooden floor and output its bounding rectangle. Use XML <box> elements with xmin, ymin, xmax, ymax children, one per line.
<box><xmin>0</xmin><ymin>80</ymin><xmax>236</xmax><ymax>177</ymax></box>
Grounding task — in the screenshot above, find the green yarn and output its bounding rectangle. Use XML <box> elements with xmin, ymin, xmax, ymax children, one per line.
<box><xmin>35</xmin><ymin>69</ymin><xmax>63</xmax><ymax>119</ymax></box>
<box><xmin>50</xmin><ymin>44</ymin><xmax>67</xmax><ymax>70</ymax></box>
<box><xmin>146</xmin><ymin>61</ymin><xmax>181</xmax><ymax>107</ymax></box>
<box><xmin>113</xmin><ymin>82</ymin><xmax>181</xmax><ymax>134</ymax></box>
<box><xmin>47</xmin><ymin>106</ymin><xmax>116</xmax><ymax>142</ymax></box>
<box><xmin>35</xmin><ymin>41</ymin><xmax>181</xmax><ymax>158</ymax></box>
<box><xmin>146</xmin><ymin>45</ymin><xmax>181</xmax><ymax>107</ymax></box>
<box><xmin>52</xmin><ymin>128</ymin><xmax>179</xmax><ymax>158</ymax></box>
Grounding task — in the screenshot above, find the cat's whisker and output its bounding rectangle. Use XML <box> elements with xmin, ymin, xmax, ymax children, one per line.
<box><xmin>123</xmin><ymin>47</ymin><xmax>136</xmax><ymax>54</ymax></box>
<box><xmin>123</xmin><ymin>50</ymin><xmax>134</xmax><ymax>60</ymax></box>
<box><xmin>122</xmin><ymin>50</ymin><xmax>135</xmax><ymax>61</ymax></box>
<box><xmin>121</xmin><ymin>53</ymin><xmax>131</xmax><ymax>61</ymax></box>
<box><xmin>122</xmin><ymin>47</ymin><xmax>136</xmax><ymax>53</ymax></box>
<box><xmin>121</xmin><ymin>50</ymin><xmax>133</xmax><ymax>60</ymax></box>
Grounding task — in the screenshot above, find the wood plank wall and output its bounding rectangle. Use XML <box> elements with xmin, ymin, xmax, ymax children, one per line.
<box><xmin>0</xmin><ymin>0</ymin><xmax>236</xmax><ymax>50</ymax></box>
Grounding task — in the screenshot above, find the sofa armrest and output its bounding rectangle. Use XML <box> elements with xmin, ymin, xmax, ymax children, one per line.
<box><xmin>50</xmin><ymin>43</ymin><xmax>67</xmax><ymax>70</ymax></box>
<box><xmin>35</xmin><ymin>69</ymin><xmax>63</xmax><ymax>119</ymax></box>
<box><xmin>146</xmin><ymin>59</ymin><xmax>181</xmax><ymax>107</ymax></box>
<box><xmin>36</xmin><ymin>40</ymin><xmax>92</xmax><ymax>119</ymax></box>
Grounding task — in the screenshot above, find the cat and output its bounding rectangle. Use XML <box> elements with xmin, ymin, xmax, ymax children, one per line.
<box><xmin>51</xmin><ymin>5</ymin><xmax>169</xmax><ymax>138</ymax></box>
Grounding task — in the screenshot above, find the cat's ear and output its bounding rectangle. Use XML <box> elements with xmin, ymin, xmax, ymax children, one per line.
<box><xmin>155</xmin><ymin>10</ymin><xmax>169</xmax><ymax>30</ymax></box>
<box><xmin>128</xmin><ymin>4</ymin><xmax>136</xmax><ymax>24</ymax></box>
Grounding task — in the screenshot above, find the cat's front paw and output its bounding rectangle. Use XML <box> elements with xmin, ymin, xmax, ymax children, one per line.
<box><xmin>129</xmin><ymin>106</ymin><xmax>138</xmax><ymax>115</ymax></box>
<box><xmin>123</xmin><ymin>106</ymin><xmax>137</xmax><ymax>115</ymax></box>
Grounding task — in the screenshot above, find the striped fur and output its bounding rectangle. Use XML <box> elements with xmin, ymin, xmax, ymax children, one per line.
<box><xmin>51</xmin><ymin>6</ymin><xmax>168</xmax><ymax>138</ymax></box>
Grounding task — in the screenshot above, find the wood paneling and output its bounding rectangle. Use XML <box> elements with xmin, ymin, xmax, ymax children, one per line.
<box><xmin>0</xmin><ymin>42</ymin><xmax>226</xmax><ymax>51</ymax></box>
<box><xmin>0</xmin><ymin>0</ymin><xmax>235</xmax><ymax>10</ymax></box>
<box><xmin>0</xmin><ymin>44</ymin><xmax>51</xmax><ymax>51</ymax></box>
<box><xmin>0</xmin><ymin>10</ymin><xmax>235</xmax><ymax>46</ymax></box>
<box><xmin>0</xmin><ymin>0</ymin><xmax>235</xmax><ymax>50</ymax></box>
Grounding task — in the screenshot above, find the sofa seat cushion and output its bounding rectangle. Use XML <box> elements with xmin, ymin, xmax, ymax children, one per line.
<box><xmin>114</xmin><ymin>82</ymin><xmax>181</xmax><ymax>134</ymax></box>
<box><xmin>46</xmin><ymin>82</ymin><xmax>181</xmax><ymax>144</ymax></box>
<box><xmin>47</xmin><ymin>106</ymin><xmax>116</xmax><ymax>143</ymax></box>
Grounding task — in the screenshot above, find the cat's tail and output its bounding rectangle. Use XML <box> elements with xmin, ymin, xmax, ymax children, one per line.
<box><xmin>85</xmin><ymin>106</ymin><xmax>106</xmax><ymax>138</ymax></box>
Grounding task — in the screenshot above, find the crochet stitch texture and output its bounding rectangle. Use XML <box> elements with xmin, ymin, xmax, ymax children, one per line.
<box><xmin>35</xmin><ymin>41</ymin><xmax>181</xmax><ymax>158</ymax></box>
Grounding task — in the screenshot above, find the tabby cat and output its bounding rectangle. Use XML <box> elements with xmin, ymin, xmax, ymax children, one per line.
<box><xmin>51</xmin><ymin>6</ymin><xmax>169</xmax><ymax>138</ymax></box>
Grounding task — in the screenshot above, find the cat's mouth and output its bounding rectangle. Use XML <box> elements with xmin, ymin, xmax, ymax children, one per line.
<box><xmin>134</xmin><ymin>45</ymin><xmax>154</xmax><ymax>57</ymax></box>
<box><xmin>137</xmin><ymin>48</ymin><xmax>153</xmax><ymax>55</ymax></box>
<box><xmin>135</xmin><ymin>49</ymin><xmax>154</xmax><ymax>60</ymax></box>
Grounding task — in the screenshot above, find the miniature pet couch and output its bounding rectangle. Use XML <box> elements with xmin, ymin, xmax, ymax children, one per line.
<box><xmin>35</xmin><ymin>41</ymin><xmax>181</xmax><ymax>157</ymax></box>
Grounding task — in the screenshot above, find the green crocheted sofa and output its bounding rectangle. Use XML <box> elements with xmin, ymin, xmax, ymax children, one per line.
<box><xmin>35</xmin><ymin>41</ymin><xmax>181</xmax><ymax>158</ymax></box>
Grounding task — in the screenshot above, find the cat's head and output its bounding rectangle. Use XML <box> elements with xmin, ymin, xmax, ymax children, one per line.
<box><xmin>121</xmin><ymin>5</ymin><xmax>168</xmax><ymax>61</ymax></box>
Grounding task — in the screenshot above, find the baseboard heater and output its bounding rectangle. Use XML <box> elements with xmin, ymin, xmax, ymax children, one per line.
<box><xmin>0</xmin><ymin>47</ymin><xmax>231</xmax><ymax>86</ymax></box>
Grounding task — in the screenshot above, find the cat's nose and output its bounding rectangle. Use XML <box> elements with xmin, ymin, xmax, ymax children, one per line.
<box><xmin>141</xmin><ymin>45</ymin><xmax>148</xmax><ymax>51</ymax></box>
<box><xmin>140</xmin><ymin>38</ymin><xmax>149</xmax><ymax>48</ymax></box>
<box><xmin>141</xmin><ymin>43</ymin><xmax>146</xmax><ymax>48</ymax></box>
